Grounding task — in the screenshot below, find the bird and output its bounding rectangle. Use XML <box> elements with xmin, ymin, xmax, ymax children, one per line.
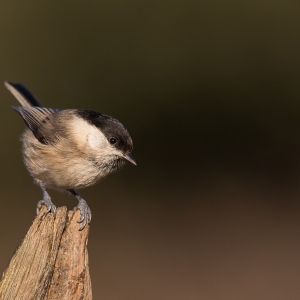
<box><xmin>5</xmin><ymin>81</ymin><xmax>136</xmax><ymax>230</ymax></box>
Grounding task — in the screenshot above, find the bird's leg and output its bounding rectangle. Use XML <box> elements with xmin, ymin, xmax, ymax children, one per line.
<box><xmin>36</xmin><ymin>182</ymin><xmax>56</xmax><ymax>216</ymax></box>
<box><xmin>69</xmin><ymin>189</ymin><xmax>92</xmax><ymax>230</ymax></box>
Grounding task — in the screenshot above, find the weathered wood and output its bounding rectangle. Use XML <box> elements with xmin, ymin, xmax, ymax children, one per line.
<box><xmin>46</xmin><ymin>211</ymin><xmax>91</xmax><ymax>299</ymax></box>
<box><xmin>0</xmin><ymin>206</ymin><xmax>92</xmax><ymax>300</ymax></box>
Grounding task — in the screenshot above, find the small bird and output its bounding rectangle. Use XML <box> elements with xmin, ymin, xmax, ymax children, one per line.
<box><xmin>5</xmin><ymin>81</ymin><xmax>136</xmax><ymax>230</ymax></box>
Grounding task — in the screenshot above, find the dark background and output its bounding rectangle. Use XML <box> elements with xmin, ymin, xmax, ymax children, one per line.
<box><xmin>1</xmin><ymin>1</ymin><xmax>300</xmax><ymax>299</ymax></box>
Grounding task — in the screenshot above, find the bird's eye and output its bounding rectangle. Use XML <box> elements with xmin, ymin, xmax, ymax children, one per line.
<box><xmin>109</xmin><ymin>137</ymin><xmax>117</xmax><ymax>144</ymax></box>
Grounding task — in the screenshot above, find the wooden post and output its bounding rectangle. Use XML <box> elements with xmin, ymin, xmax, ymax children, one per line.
<box><xmin>0</xmin><ymin>206</ymin><xmax>92</xmax><ymax>300</ymax></box>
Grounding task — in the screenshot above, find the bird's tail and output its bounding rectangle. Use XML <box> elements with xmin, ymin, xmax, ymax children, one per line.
<box><xmin>4</xmin><ymin>81</ymin><xmax>43</xmax><ymax>107</ymax></box>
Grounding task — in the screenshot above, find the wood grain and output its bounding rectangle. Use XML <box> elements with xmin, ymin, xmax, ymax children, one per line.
<box><xmin>0</xmin><ymin>206</ymin><xmax>92</xmax><ymax>300</ymax></box>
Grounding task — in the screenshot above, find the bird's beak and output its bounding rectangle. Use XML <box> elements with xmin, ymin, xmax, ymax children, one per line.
<box><xmin>123</xmin><ymin>152</ymin><xmax>137</xmax><ymax>166</ymax></box>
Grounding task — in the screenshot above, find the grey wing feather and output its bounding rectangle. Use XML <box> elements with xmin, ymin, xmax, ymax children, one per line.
<box><xmin>13</xmin><ymin>106</ymin><xmax>60</xmax><ymax>145</ymax></box>
<box><xmin>4</xmin><ymin>81</ymin><xmax>43</xmax><ymax>107</ymax></box>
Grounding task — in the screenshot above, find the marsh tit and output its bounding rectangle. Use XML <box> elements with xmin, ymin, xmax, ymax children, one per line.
<box><xmin>5</xmin><ymin>81</ymin><xmax>136</xmax><ymax>230</ymax></box>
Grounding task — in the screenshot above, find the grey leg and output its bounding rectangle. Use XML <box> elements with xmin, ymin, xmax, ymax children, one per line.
<box><xmin>69</xmin><ymin>189</ymin><xmax>92</xmax><ymax>230</ymax></box>
<box><xmin>36</xmin><ymin>182</ymin><xmax>56</xmax><ymax>215</ymax></box>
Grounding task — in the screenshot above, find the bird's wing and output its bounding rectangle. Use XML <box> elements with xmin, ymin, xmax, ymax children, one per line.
<box><xmin>12</xmin><ymin>106</ymin><xmax>61</xmax><ymax>145</ymax></box>
<box><xmin>4</xmin><ymin>81</ymin><xmax>43</xmax><ymax>107</ymax></box>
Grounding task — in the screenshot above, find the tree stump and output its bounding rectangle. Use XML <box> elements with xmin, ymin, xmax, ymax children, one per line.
<box><xmin>0</xmin><ymin>206</ymin><xmax>92</xmax><ymax>300</ymax></box>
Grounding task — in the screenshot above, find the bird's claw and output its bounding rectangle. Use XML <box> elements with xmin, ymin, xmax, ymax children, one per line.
<box><xmin>36</xmin><ymin>199</ymin><xmax>56</xmax><ymax>216</ymax></box>
<box><xmin>74</xmin><ymin>200</ymin><xmax>92</xmax><ymax>230</ymax></box>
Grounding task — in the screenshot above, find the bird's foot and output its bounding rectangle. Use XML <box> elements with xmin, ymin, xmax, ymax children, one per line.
<box><xmin>74</xmin><ymin>199</ymin><xmax>92</xmax><ymax>230</ymax></box>
<box><xmin>36</xmin><ymin>197</ymin><xmax>56</xmax><ymax>216</ymax></box>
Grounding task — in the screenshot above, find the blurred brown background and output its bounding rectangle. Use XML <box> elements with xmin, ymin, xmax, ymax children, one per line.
<box><xmin>1</xmin><ymin>1</ymin><xmax>300</xmax><ymax>299</ymax></box>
